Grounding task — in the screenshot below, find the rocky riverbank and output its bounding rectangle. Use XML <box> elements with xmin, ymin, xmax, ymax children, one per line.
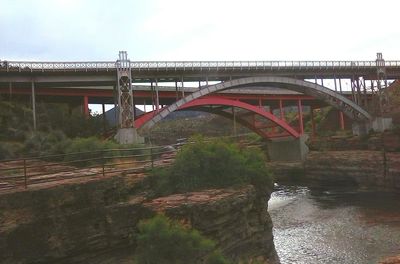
<box><xmin>270</xmin><ymin>150</ymin><xmax>400</xmax><ymax>192</ymax></box>
<box><xmin>0</xmin><ymin>173</ymin><xmax>278</xmax><ymax>263</ymax></box>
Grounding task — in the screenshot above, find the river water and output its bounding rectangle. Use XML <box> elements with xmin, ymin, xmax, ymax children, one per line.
<box><xmin>268</xmin><ymin>184</ymin><xmax>400</xmax><ymax>264</ymax></box>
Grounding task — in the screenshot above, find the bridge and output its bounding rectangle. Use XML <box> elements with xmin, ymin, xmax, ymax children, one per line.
<box><xmin>0</xmin><ymin>52</ymin><xmax>397</xmax><ymax>160</ymax></box>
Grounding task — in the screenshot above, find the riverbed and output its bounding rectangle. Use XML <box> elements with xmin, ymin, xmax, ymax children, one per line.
<box><xmin>268</xmin><ymin>185</ymin><xmax>400</xmax><ymax>264</ymax></box>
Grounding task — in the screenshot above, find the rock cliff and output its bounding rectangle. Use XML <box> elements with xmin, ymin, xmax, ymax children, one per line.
<box><xmin>0</xmin><ymin>174</ymin><xmax>278</xmax><ymax>263</ymax></box>
<box><xmin>269</xmin><ymin>150</ymin><xmax>400</xmax><ymax>192</ymax></box>
<box><xmin>144</xmin><ymin>186</ymin><xmax>279</xmax><ymax>263</ymax></box>
<box><xmin>304</xmin><ymin>151</ymin><xmax>400</xmax><ymax>191</ymax></box>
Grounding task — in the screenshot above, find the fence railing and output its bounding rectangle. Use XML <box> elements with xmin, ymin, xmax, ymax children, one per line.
<box><xmin>0</xmin><ymin>137</ymin><xmax>265</xmax><ymax>193</ymax></box>
<box><xmin>2</xmin><ymin>60</ymin><xmax>400</xmax><ymax>72</ymax></box>
<box><xmin>0</xmin><ymin>144</ymin><xmax>179</xmax><ymax>192</ymax></box>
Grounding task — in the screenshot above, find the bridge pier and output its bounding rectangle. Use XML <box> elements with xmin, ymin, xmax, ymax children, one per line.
<box><xmin>114</xmin><ymin>128</ymin><xmax>144</xmax><ymax>144</ymax></box>
<box><xmin>339</xmin><ymin>111</ymin><xmax>345</xmax><ymax>130</ymax></box>
<box><xmin>352</xmin><ymin>117</ymin><xmax>393</xmax><ymax>136</ymax></box>
<box><xmin>114</xmin><ymin>51</ymin><xmax>144</xmax><ymax>144</ymax></box>
<box><xmin>83</xmin><ymin>96</ymin><xmax>89</xmax><ymax>117</ymax></box>
<box><xmin>266</xmin><ymin>135</ymin><xmax>309</xmax><ymax>162</ymax></box>
<box><xmin>31</xmin><ymin>81</ymin><xmax>36</xmax><ymax>130</ymax></box>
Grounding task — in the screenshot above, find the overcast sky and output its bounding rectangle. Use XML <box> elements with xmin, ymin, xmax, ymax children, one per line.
<box><xmin>1</xmin><ymin>0</ymin><xmax>400</xmax><ymax>61</ymax></box>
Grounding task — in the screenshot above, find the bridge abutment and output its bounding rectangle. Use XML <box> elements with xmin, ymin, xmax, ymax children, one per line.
<box><xmin>114</xmin><ymin>128</ymin><xmax>144</xmax><ymax>144</ymax></box>
<box><xmin>352</xmin><ymin>117</ymin><xmax>393</xmax><ymax>136</ymax></box>
<box><xmin>266</xmin><ymin>135</ymin><xmax>309</xmax><ymax>162</ymax></box>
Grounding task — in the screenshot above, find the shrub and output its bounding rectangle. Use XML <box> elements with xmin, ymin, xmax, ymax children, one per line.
<box><xmin>149</xmin><ymin>136</ymin><xmax>273</xmax><ymax>195</ymax></box>
<box><xmin>0</xmin><ymin>142</ymin><xmax>24</xmax><ymax>160</ymax></box>
<box><xmin>135</xmin><ymin>215</ymin><xmax>230</xmax><ymax>264</ymax></box>
<box><xmin>23</xmin><ymin>130</ymin><xmax>71</xmax><ymax>158</ymax></box>
<box><xmin>63</xmin><ymin>137</ymin><xmax>120</xmax><ymax>167</ymax></box>
<box><xmin>63</xmin><ymin>137</ymin><xmax>148</xmax><ymax>167</ymax></box>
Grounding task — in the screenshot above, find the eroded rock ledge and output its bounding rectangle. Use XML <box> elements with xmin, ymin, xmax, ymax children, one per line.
<box><xmin>0</xmin><ymin>174</ymin><xmax>279</xmax><ymax>263</ymax></box>
<box><xmin>144</xmin><ymin>186</ymin><xmax>279</xmax><ymax>263</ymax></box>
<box><xmin>270</xmin><ymin>151</ymin><xmax>400</xmax><ymax>192</ymax></box>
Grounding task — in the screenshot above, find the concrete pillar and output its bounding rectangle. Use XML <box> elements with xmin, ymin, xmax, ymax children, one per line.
<box><xmin>232</xmin><ymin>107</ymin><xmax>237</xmax><ymax>136</ymax></box>
<box><xmin>352</xmin><ymin>118</ymin><xmax>393</xmax><ymax>136</ymax></box>
<box><xmin>8</xmin><ymin>82</ymin><xmax>12</xmax><ymax>101</ymax></box>
<box><xmin>266</xmin><ymin>135</ymin><xmax>309</xmax><ymax>162</ymax></box>
<box><xmin>102</xmin><ymin>103</ymin><xmax>106</xmax><ymax>133</ymax></box>
<box><xmin>83</xmin><ymin>96</ymin><xmax>89</xmax><ymax>117</ymax></box>
<box><xmin>339</xmin><ymin>111</ymin><xmax>345</xmax><ymax>130</ymax></box>
<box><xmin>279</xmin><ymin>99</ymin><xmax>285</xmax><ymax>120</ymax></box>
<box><xmin>155</xmin><ymin>79</ymin><xmax>160</xmax><ymax>112</ymax></box>
<box><xmin>31</xmin><ymin>81</ymin><xmax>37</xmax><ymax>130</ymax></box>
<box><xmin>269</xmin><ymin>106</ymin><xmax>277</xmax><ymax>135</ymax></box>
<box><xmin>150</xmin><ymin>81</ymin><xmax>155</xmax><ymax>111</ymax></box>
<box><xmin>114</xmin><ymin>128</ymin><xmax>144</xmax><ymax>144</ymax></box>
<box><xmin>311</xmin><ymin>107</ymin><xmax>316</xmax><ymax>137</ymax></box>
<box><xmin>333</xmin><ymin>76</ymin><xmax>337</xmax><ymax>92</ymax></box>
<box><xmin>297</xmin><ymin>99</ymin><xmax>304</xmax><ymax>134</ymax></box>
<box><xmin>181</xmin><ymin>76</ymin><xmax>185</xmax><ymax>97</ymax></box>
<box><xmin>175</xmin><ymin>81</ymin><xmax>179</xmax><ymax>100</ymax></box>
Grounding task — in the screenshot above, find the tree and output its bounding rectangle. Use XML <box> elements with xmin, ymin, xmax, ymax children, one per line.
<box><xmin>135</xmin><ymin>215</ymin><xmax>229</xmax><ymax>264</ymax></box>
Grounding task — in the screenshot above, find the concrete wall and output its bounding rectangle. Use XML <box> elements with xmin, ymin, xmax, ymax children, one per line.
<box><xmin>266</xmin><ymin>135</ymin><xmax>309</xmax><ymax>162</ymax></box>
<box><xmin>352</xmin><ymin>117</ymin><xmax>393</xmax><ymax>136</ymax></box>
<box><xmin>114</xmin><ymin>128</ymin><xmax>144</xmax><ymax>144</ymax></box>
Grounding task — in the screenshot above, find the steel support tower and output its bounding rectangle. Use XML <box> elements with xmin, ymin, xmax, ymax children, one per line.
<box><xmin>116</xmin><ymin>51</ymin><xmax>134</xmax><ymax>128</ymax></box>
<box><xmin>114</xmin><ymin>51</ymin><xmax>143</xmax><ymax>144</ymax></box>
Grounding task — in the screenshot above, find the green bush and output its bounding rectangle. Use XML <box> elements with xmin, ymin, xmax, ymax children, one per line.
<box><xmin>63</xmin><ymin>137</ymin><xmax>148</xmax><ymax>167</ymax></box>
<box><xmin>0</xmin><ymin>142</ymin><xmax>24</xmax><ymax>160</ymax></box>
<box><xmin>23</xmin><ymin>130</ymin><xmax>71</xmax><ymax>158</ymax></box>
<box><xmin>135</xmin><ymin>215</ymin><xmax>230</xmax><ymax>264</ymax></box>
<box><xmin>63</xmin><ymin>137</ymin><xmax>120</xmax><ymax>167</ymax></box>
<box><xmin>0</xmin><ymin>99</ymin><xmax>33</xmax><ymax>141</ymax></box>
<box><xmin>149</xmin><ymin>136</ymin><xmax>273</xmax><ymax>196</ymax></box>
<box><xmin>0</xmin><ymin>99</ymin><xmax>106</xmax><ymax>143</ymax></box>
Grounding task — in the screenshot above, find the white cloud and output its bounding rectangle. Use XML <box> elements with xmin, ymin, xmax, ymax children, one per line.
<box><xmin>1</xmin><ymin>0</ymin><xmax>400</xmax><ymax>61</ymax></box>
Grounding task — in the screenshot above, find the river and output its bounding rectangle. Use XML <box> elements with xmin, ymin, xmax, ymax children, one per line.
<box><xmin>268</xmin><ymin>184</ymin><xmax>400</xmax><ymax>264</ymax></box>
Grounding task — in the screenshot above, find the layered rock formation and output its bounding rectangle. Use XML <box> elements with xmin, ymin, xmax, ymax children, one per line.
<box><xmin>0</xmin><ymin>174</ymin><xmax>278</xmax><ymax>263</ymax></box>
<box><xmin>304</xmin><ymin>151</ymin><xmax>400</xmax><ymax>191</ymax></box>
<box><xmin>145</xmin><ymin>186</ymin><xmax>279</xmax><ymax>263</ymax></box>
<box><xmin>308</xmin><ymin>131</ymin><xmax>400</xmax><ymax>152</ymax></box>
<box><xmin>269</xmin><ymin>150</ymin><xmax>400</xmax><ymax>192</ymax></box>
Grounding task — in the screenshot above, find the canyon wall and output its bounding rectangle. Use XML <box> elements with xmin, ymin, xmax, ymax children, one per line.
<box><xmin>0</xmin><ymin>174</ymin><xmax>278</xmax><ymax>263</ymax></box>
<box><xmin>270</xmin><ymin>150</ymin><xmax>400</xmax><ymax>192</ymax></box>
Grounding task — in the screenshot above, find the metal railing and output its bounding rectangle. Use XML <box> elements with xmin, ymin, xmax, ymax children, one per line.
<box><xmin>2</xmin><ymin>60</ymin><xmax>400</xmax><ymax>72</ymax></box>
<box><xmin>0</xmin><ymin>136</ymin><xmax>265</xmax><ymax>193</ymax></box>
<box><xmin>0</xmin><ymin>144</ymin><xmax>178</xmax><ymax>192</ymax></box>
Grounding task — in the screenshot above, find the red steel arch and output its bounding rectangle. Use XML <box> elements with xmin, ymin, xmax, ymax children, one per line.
<box><xmin>135</xmin><ymin>97</ymin><xmax>300</xmax><ymax>138</ymax></box>
<box><xmin>142</xmin><ymin>76</ymin><xmax>372</xmax><ymax>131</ymax></box>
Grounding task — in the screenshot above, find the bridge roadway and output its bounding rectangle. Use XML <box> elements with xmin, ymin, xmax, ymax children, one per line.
<box><xmin>0</xmin><ymin>58</ymin><xmax>382</xmax><ymax>111</ymax></box>
<box><xmin>1</xmin><ymin>59</ymin><xmax>400</xmax><ymax>84</ymax></box>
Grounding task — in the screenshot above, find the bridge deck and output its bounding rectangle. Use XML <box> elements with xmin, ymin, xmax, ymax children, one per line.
<box><xmin>1</xmin><ymin>60</ymin><xmax>400</xmax><ymax>82</ymax></box>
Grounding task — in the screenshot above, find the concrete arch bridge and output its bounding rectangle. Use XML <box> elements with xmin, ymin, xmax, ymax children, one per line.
<box><xmin>1</xmin><ymin>52</ymin><xmax>397</xmax><ymax>159</ymax></box>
